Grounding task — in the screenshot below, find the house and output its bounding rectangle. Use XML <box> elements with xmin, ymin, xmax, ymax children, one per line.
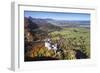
<box><xmin>44</xmin><ymin>38</ymin><xmax>52</xmax><ymax>50</ymax></box>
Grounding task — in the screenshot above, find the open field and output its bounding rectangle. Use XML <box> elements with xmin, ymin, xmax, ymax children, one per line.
<box><xmin>49</xmin><ymin>27</ymin><xmax>90</xmax><ymax>59</ymax></box>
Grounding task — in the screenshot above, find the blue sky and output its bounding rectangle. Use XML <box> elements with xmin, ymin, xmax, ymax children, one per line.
<box><xmin>24</xmin><ymin>11</ymin><xmax>90</xmax><ymax>21</ymax></box>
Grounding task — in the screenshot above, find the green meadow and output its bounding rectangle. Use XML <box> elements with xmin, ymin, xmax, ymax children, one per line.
<box><xmin>48</xmin><ymin>27</ymin><xmax>90</xmax><ymax>59</ymax></box>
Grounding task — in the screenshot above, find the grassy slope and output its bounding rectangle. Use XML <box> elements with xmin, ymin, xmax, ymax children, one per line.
<box><xmin>49</xmin><ymin>27</ymin><xmax>90</xmax><ymax>58</ymax></box>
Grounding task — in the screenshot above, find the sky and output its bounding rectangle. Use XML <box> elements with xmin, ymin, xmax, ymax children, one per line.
<box><xmin>24</xmin><ymin>11</ymin><xmax>90</xmax><ymax>21</ymax></box>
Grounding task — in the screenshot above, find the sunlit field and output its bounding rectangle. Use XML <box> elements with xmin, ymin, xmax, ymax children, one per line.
<box><xmin>49</xmin><ymin>28</ymin><xmax>90</xmax><ymax>59</ymax></box>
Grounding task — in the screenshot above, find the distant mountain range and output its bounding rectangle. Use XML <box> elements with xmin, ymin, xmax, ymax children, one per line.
<box><xmin>43</xmin><ymin>18</ymin><xmax>90</xmax><ymax>28</ymax></box>
<box><xmin>24</xmin><ymin>16</ymin><xmax>90</xmax><ymax>32</ymax></box>
<box><xmin>24</xmin><ymin>17</ymin><xmax>62</xmax><ymax>33</ymax></box>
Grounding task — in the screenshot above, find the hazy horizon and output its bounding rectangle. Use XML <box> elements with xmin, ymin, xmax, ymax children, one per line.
<box><xmin>24</xmin><ymin>11</ymin><xmax>90</xmax><ymax>21</ymax></box>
